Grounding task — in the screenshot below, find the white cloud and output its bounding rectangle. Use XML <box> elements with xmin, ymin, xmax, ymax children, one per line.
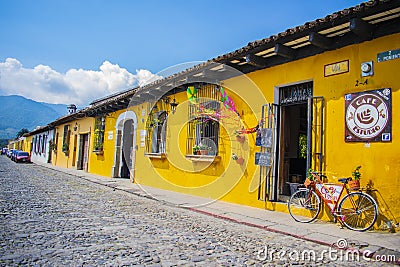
<box><xmin>0</xmin><ymin>58</ymin><xmax>161</xmax><ymax>105</ymax></box>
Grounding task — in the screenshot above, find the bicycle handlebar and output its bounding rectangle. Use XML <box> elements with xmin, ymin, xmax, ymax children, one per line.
<box><xmin>311</xmin><ymin>172</ymin><xmax>327</xmax><ymax>178</ymax></box>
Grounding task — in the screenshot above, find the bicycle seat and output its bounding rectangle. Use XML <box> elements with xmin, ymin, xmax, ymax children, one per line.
<box><xmin>338</xmin><ymin>177</ymin><xmax>352</xmax><ymax>183</ymax></box>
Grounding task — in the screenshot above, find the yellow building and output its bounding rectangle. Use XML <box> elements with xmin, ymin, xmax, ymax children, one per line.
<box><xmin>51</xmin><ymin>116</ymin><xmax>93</xmax><ymax>170</ymax></box>
<box><xmin>27</xmin><ymin>1</ymin><xmax>400</xmax><ymax>230</ymax></box>
<box><xmin>47</xmin><ymin>90</ymin><xmax>138</xmax><ymax>177</ymax></box>
<box><xmin>101</xmin><ymin>1</ymin><xmax>398</xmax><ymax>229</ymax></box>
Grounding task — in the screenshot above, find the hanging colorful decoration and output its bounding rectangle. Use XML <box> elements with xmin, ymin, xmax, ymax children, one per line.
<box><xmin>234</xmin><ymin>119</ymin><xmax>264</xmax><ymax>135</ymax></box>
<box><xmin>219</xmin><ymin>86</ymin><xmax>238</xmax><ymax>114</ymax></box>
<box><xmin>196</xmin><ymin>105</ymin><xmax>229</xmax><ymax>122</ymax></box>
<box><xmin>186</xmin><ymin>86</ymin><xmax>198</xmax><ymax>103</ymax></box>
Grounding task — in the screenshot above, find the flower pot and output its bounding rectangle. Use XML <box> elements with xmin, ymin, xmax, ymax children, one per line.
<box><xmin>235</xmin><ymin>157</ymin><xmax>244</xmax><ymax>165</ymax></box>
<box><xmin>94</xmin><ymin>150</ymin><xmax>104</xmax><ymax>155</ymax></box>
<box><xmin>236</xmin><ymin>135</ymin><xmax>245</xmax><ymax>143</ymax></box>
<box><xmin>304</xmin><ymin>178</ymin><xmax>313</xmax><ymax>188</ymax></box>
<box><xmin>348</xmin><ymin>180</ymin><xmax>360</xmax><ymax>190</ymax></box>
<box><xmin>199</xmin><ymin>150</ymin><xmax>208</xmax><ymax>155</ymax></box>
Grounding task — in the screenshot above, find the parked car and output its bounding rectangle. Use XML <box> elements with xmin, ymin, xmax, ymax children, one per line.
<box><xmin>15</xmin><ymin>151</ymin><xmax>31</xmax><ymax>163</ymax></box>
<box><xmin>1</xmin><ymin>148</ymin><xmax>8</xmax><ymax>155</ymax></box>
<box><xmin>11</xmin><ymin>150</ymin><xmax>21</xmax><ymax>161</ymax></box>
<box><xmin>7</xmin><ymin>149</ymin><xmax>14</xmax><ymax>158</ymax></box>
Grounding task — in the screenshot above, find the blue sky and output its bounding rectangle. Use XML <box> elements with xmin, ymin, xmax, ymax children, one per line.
<box><xmin>0</xmin><ymin>0</ymin><xmax>365</xmax><ymax>105</ymax></box>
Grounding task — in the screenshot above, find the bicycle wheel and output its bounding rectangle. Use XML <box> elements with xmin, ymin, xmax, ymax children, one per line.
<box><xmin>338</xmin><ymin>192</ymin><xmax>378</xmax><ymax>231</ymax></box>
<box><xmin>288</xmin><ymin>189</ymin><xmax>321</xmax><ymax>223</ymax></box>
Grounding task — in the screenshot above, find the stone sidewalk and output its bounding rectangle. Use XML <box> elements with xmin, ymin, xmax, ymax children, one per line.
<box><xmin>37</xmin><ymin>162</ymin><xmax>400</xmax><ymax>263</ymax></box>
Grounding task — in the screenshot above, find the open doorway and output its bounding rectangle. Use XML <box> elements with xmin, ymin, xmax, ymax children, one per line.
<box><xmin>71</xmin><ymin>135</ymin><xmax>77</xmax><ymax>167</ymax></box>
<box><xmin>112</xmin><ymin>111</ymin><xmax>137</xmax><ymax>180</ymax></box>
<box><xmin>77</xmin><ymin>134</ymin><xmax>89</xmax><ymax>171</ymax></box>
<box><xmin>277</xmin><ymin>81</ymin><xmax>313</xmax><ymax>200</ymax></box>
<box><xmin>279</xmin><ymin>104</ymin><xmax>308</xmax><ymax>197</ymax></box>
<box><xmin>120</xmin><ymin>119</ymin><xmax>133</xmax><ymax>178</ymax></box>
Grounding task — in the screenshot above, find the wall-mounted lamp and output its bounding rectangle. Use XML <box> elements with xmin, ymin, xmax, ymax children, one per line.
<box><xmin>163</xmin><ymin>96</ymin><xmax>170</xmax><ymax>104</ymax></box>
<box><xmin>170</xmin><ymin>98</ymin><xmax>179</xmax><ymax>114</ymax></box>
<box><xmin>73</xmin><ymin>122</ymin><xmax>78</xmax><ymax>132</ymax></box>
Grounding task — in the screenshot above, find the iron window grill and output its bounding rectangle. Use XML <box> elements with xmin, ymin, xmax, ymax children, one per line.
<box><xmin>145</xmin><ymin>98</ymin><xmax>171</xmax><ymax>155</ymax></box>
<box><xmin>93</xmin><ymin>117</ymin><xmax>105</xmax><ymax>151</ymax></box>
<box><xmin>62</xmin><ymin>125</ymin><xmax>70</xmax><ymax>154</ymax></box>
<box><xmin>145</xmin><ymin>110</ymin><xmax>168</xmax><ymax>154</ymax></box>
<box><xmin>187</xmin><ymin>84</ymin><xmax>221</xmax><ymax>155</ymax></box>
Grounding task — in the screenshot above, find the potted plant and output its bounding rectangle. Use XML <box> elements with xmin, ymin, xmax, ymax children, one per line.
<box><xmin>232</xmin><ymin>153</ymin><xmax>244</xmax><ymax>164</ymax></box>
<box><xmin>198</xmin><ymin>144</ymin><xmax>209</xmax><ymax>155</ymax></box>
<box><xmin>49</xmin><ymin>141</ymin><xmax>57</xmax><ymax>152</ymax></box>
<box><xmin>93</xmin><ymin>143</ymin><xmax>104</xmax><ymax>155</ymax></box>
<box><xmin>349</xmin><ymin>165</ymin><xmax>361</xmax><ymax>190</ymax></box>
<box><xmin>234</xmin><ymin>130</ymin><xmax>245</xmax><ymax>143</ymax></box>
<box><xmin>62</xmin><ymin>143</ymin><xmax>69</xmax><ymax>156</ymax></box>
<box><xmin>304</xmin><ymin>168</ymin><xmax>314</xmax><ymax>187</ymax></box>
<box><xmin>236</xmin><ymin>134</ymin><xmax>245</xmax><ymax>143</ymax></box>
<box><xmin>192</xmin><ymin>145</ymin><xmax>200</xmax><ymax>155</ymax></box>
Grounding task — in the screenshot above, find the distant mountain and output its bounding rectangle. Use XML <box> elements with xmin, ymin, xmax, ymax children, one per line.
<box><xmin>0</xmin><ymin>95</ymin><xmax>68</xmax><ymax>139</ymax></box>
<box><xmin>40</xmin><ymin>102</ymin><xmax>69</xmax><ymax>116</ymax></box>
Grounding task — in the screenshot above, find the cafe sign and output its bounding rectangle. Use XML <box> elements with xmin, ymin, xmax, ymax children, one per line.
<box><xmin>345</xmin><ymin>88</ymin><xmax>392</xmax><ymax>142</ymax></box>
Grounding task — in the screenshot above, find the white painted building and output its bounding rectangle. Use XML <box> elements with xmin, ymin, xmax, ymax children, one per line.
<box><xmin>30</xmin><ymin>127</ymin><xmax>54</xmax><ymax>164</ymax></box>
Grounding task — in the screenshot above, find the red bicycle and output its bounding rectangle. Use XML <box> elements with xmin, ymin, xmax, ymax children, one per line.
<box><xmin>288</xmin><ymin>172</ymin><xmax>378</xmax><ymax>231</ymax></box>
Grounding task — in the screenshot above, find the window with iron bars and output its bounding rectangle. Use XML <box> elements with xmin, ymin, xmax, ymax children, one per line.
<box><xmin>93</xmin><ymin>117</ymin><xmax>105</xmax><ymax>151</ymax></box>
<box><xmin>146</xmin><ymin>111</ymin><xmax>168</xmax><ymax>154</ymax></box>
<box><xmin>62</xmin><ymin>125</ymin><xmax>70</xmax><ymax>153</ymax></box>
<box><xmin>186</xmin><ymin>84</ymin><xmax>221</xmax><ymax>156</ymax></box>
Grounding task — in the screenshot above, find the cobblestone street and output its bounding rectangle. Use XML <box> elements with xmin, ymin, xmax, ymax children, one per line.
<box><xmin>0</xmin><ymin>156</ymin><xmax>390</xmax><ymax>266</ymax></box>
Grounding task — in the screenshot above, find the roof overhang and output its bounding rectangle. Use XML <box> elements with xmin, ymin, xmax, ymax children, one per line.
<box><xmin>213</xmin><ymin>0</ymin><xmax>400</xmax><ymax>74</ymax></box>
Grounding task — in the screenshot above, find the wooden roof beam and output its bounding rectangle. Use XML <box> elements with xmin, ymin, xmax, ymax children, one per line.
<box><xmin>274</xmin><ymin>43</ymin><xmax>296</xmax><ymax>59</ymax></box>
<box><xmin>118</xmin><ymin>98</ymin><xmax>130</xmax><ymax>105</ymax></box>
<box><xmin>350</xmin><ymin>18</ymin><xmax>374</xmax><ymax>38</ymax></box>
<box><xmin>195</xmin><ymin>69</ymin><xmax>221</xmax><ymax>82</ymax></box>
<box><xmin>246</xmin><ymin>54</ymin><xmax>268</xmax><ymax>68</ymax></box>
<box><xmin>309</xmin><ymin>32</ymin><xmax>332</xmax><ymax>49</ymax></box>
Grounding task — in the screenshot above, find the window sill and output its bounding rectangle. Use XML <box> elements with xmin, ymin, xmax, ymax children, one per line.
<box><xmin>145</xmin><ymin>153</ymin><xmax>167</xmax><ymax>159</ymax></box>
<box><xmin>185</xmin><ymin>154</ymin><xmax>221</xmax><ymax>162</ymax></box>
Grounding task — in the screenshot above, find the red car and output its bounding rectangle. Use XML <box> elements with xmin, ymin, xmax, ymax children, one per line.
<box><xmin>15</xmin><ymin>151</ymin><xmax>31</xmax><ymax>163</ymax></box>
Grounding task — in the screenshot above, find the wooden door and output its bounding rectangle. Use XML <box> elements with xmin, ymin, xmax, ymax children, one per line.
<box><xmin>82</xmin><ymin>134</ymin><xmax>89</xmax><ymax>171</ymax></box>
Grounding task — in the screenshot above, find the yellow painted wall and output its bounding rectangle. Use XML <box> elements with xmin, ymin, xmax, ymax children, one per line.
<box><xmin>9</xmin><ymin>137</ymin><xmax>29</xmax><ymax>151</ymax></box>
<box><xmin>132</xmin><ymin>84</ymin><xmax>272</xmax><ymax>209</ymax></box>
<box><xmin>53</xmin><ymin>117</ymin><xmax>94</xmax><ymax>169</ymax></box>
<box><xmin>132</xmin><ymin>33</ymin><xmax>400</xmax><ymax>226</ymax></box>
<box><xmin>89</xmin><ymin>110</ymin><xmax>123</xmax><ymax>177</ymax></box>
<box><xmin>24</xmin><ymin>136</ymin><xmax>33</xmax><ymax>153</ymax></box>
<box><xmin>245</xmin><ymin>33</ymin><xmax>400</xmax><ymax>224</ymax></box>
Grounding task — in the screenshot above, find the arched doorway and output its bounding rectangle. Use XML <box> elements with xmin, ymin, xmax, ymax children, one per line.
<box><xmin>112</xmin><ymin>111</ymin><xmax>138</xmax><ymax>180</ymax></box>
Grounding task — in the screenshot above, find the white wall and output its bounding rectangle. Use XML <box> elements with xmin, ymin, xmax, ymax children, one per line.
<box><xmin>31</xmin><ymin>129</ymin><xmax>54</xmax><ymax>164</ymax></box>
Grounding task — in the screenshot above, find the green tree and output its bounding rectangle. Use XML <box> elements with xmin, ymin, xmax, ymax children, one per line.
<box><xmin>16</xmin><ymin>128</ymin><xmax>29</xmax><ymax>138</ymax></box>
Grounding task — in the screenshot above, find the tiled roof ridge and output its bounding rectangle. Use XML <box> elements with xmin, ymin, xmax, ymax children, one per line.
<box><xmin>136</xmin><ymin>0</ymin><xmax>387</xmax><ymax>90</ymax></box>
<box><xmin>213</xmin><ymin>0</ymin><xmax>385</xmax><ymax>61</ymax></box>
<box><xmin>26</xmin><ymin>0</ymin><xmax>396</xmax><ymax>132</ymax></box>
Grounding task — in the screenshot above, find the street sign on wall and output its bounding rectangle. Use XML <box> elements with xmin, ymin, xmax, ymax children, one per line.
<box><xmin>345</xmin><ymin>88</ymin><xmax>392</xmax><ymax>142</ymax></box>
<box><xmin>256</xmin><ymin>128</ymin><xmax>273</xmax><ymax>148</ymax></box>
<box><xmin>255</xmin><ymin>152</ymin><xmax>272</xmax><ymax>166</ymax></box>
